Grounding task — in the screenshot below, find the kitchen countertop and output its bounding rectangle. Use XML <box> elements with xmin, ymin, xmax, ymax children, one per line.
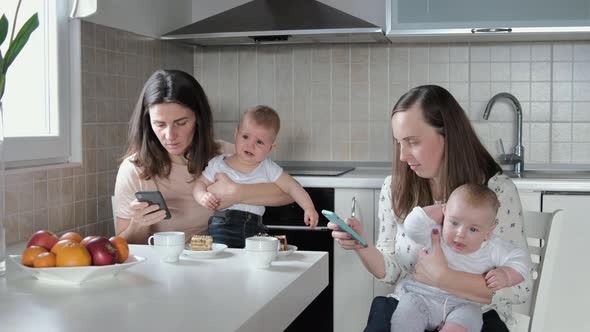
<box><xmin>0</xmin><ymin>244</ymin><xmax>329</xmax><ymax>332</ymax></box>
<box><xmin>293</xmin><ymin>166</ymin><xmax>590</xmax><ymax>192</ymax></box>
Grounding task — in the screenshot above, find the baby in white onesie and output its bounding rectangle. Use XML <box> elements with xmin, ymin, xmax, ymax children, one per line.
<box><xmin>193</xmin><ymin>105</ymin><xmax>318</xmax><ymax>248</ymax></box>
<box><xmin>390</xmin><ymin>183</ymin><xmax>531</xmax><ymax>332</ymax></box>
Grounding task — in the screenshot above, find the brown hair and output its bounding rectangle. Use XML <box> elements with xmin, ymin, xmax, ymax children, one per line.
<box><xmin>124</xmin><ymin>69</ymin><xmax>219</xmax><ymax>180</ymax></box>
<box><xmin>450</xmin><ymin>183</ymin><xmax>500</xmax><ymax>224</ymax></box>
<box><xmin>240</xmin><ymin>105</ymin><xmax>281</xmax><ymax>137</ymax></box>
<box><xmin>391</xmin><ymin>85</ymin><xmax>501</xmax><ymax>220</ymax></box>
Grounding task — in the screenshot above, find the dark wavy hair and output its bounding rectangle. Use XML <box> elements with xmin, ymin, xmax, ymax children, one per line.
<box><xmin>124</xmin><ymin>69</ymin><xmax>219</xmax><ymax>180</ymax></box>
<box><xmin>391</xmin><ymin>85</ymin><xmax>502</xmax><ymax>220</ymax></box>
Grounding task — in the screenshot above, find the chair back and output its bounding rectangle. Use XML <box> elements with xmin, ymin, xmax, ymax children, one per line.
<box><xmin>111</xmin><ymin>195</ymin><xmax>117</xmax><ymax>233</ymax></box>
<box><xmin>512</xmin><ymin>209</ymin><xmax>562</xmax><ymax>332</ymax></box>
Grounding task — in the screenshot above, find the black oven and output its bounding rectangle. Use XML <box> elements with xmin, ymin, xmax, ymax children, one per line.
<box><xmin>264</xmin><ymin>187</ymin><xmax>334</xmax><ymax>332</ymax></box>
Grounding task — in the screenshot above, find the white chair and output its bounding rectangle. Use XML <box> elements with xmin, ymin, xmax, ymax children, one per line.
<box><xmin>111</xmin><ymin>195</ymin><xmax>117</xmax><ymax>234</ymax></box>
<box><xmin>510</xmin><ymin>209</ymin><xmax>562</xmax><ymax>332</ymax></box>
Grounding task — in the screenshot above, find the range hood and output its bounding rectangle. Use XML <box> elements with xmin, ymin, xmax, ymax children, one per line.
<box><xmin>161</xmin><ymin>0</ymin><xmax>388</xmax><ymax>45</ymax></box>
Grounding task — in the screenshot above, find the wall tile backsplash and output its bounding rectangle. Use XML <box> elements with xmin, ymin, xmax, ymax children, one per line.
<box><xmin>3</xmin><ymin>21</ymin><xmax>590</xmax><ymax>244</ymax></box>
<box><xmin>199</xmin><ymin>41</ymin><xmax>590</xmax><ymax>164</ymax></box>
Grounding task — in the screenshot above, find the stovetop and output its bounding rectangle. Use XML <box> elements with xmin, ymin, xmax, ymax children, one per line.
<box><xmin>282</xmin><ymin>166</ymin><xmax>355</xmax><ymax>177</ymax></box>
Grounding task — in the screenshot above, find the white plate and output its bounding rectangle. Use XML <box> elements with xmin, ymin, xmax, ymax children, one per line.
<box><xmin>9</xmin><ymin>254</ymin><xmax>145</xmax><ymax>284</ymax></box>
<box><xmin>277</xmin><ymin>244</ymin><xmax>297</xmax><ymax>257</ymax></box>
<box><xmin>182</xmin><ymin>243</ymin><xmax>228</xmax><ymax>258</ymax></box>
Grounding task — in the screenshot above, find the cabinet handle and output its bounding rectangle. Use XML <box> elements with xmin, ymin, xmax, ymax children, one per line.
<box><xmin>471</xmin><ymin>28</ymin><xmax>513</xmax><ymax>33</ymax></box>
<box><xmin>351</xmin><ymin>196</ymin><xmax>357</xmax><ymax>218</ymax></box>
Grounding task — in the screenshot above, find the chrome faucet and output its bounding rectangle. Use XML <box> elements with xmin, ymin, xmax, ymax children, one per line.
<box><xmin>483</xmin><ymin>92</ymin><xmax>524</xmax><ymax>176</ymax></box>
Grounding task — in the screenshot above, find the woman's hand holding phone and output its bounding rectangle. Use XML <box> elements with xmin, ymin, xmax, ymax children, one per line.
<box><xmin>128</xmin><ymin>199</ymin><xmax>167</xmax><ymax>228</ymax></box>
<box><xmin>325</xmin><ymin>211</ymin><xmax>367</xmax><ymax>249</ymax></box>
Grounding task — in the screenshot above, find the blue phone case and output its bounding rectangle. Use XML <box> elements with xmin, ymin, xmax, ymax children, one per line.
<box><xmin>321</xmin><ymin>210</ymin><xmax>367</xmax><ymax>246</ymax></box>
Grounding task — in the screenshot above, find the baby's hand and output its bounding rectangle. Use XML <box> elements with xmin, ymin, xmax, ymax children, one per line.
<box><xmin>304</xmin><ymin>208</ymin><xmax>319</xmax><ymax>229</ymax></box>
<box><xmin>199</xmin><ymin>192</ymin><xmax>219</xmax><ymax>210</ymax></box>
<box><xmin>485</xmin><ymin>267</ymin><xmax>514</xmax><ymax>291</ymax></box>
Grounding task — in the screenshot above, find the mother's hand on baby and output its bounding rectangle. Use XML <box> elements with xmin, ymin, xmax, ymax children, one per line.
<box><xmin>207</xmin><ymin>173</ymin><xmax>239</xmax><ymax>209</ymax></box>
<box><xmin>328</xmin><ymin>218</ymin><xmax>365</xmax><ymax>250</ymax></box>
<box><xmin>414</xmin><ymin>229</ymin><xmax>449</xmax><ymax>288</ymax></box>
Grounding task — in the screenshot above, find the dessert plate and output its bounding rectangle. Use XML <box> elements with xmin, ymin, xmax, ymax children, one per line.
<box><xmin>182</xmin><ymin>243</ymin><xmax>228</xmax><ymax>258</ymax></box>
<box><xmin>9</xmin><ymin>254</ymin><xmax>145</xmax><ymax>284</ymax></box>
<box><xmin>277</xmin><ymin>244</ymin><xmax>297</xmax><ymax>257</ymax></box>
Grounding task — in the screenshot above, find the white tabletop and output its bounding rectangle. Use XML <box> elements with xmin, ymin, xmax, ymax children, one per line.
<box><xmin>0</xmin><ymin>244</ymin><xmax>329</xmax><ymax>332</ymax></box>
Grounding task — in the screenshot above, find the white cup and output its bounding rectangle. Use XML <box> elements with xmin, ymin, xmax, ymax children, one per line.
<box><xmin>245</xmin><ymin>236</ymin><xmax>279</xmax><ymax>268</ymax></box>
<box><xmin>147</xmin><ymin>231</ymin><xmax>185</xmax><ymax>263</ymax></box>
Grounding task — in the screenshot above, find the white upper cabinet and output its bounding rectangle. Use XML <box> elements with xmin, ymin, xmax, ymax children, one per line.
<box><xmin>386</xmin><ymin>0</ymin><xmax>590</xmax><ymax>42</ymax></box>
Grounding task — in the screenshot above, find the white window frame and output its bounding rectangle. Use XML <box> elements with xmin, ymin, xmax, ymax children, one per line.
<box><xmin>4</xmin><ymin>0</ymin><xmax>81</xmax><ymax>169</ymax></box>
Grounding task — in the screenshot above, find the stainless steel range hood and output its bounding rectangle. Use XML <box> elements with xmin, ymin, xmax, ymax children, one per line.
<box><xmin>161</xmin><ymin>0</ymin><xmax>388</xmax><ymax>45</ymax></box>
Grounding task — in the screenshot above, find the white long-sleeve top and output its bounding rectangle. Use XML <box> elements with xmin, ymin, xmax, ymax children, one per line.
<box><xmin>374</xmin><ymin>174</ymin><xmax>533</xmax><ymax>323</ymax></box>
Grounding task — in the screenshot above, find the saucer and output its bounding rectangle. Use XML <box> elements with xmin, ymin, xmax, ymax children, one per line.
<box><xmin>182</xmin><ymin>243</ymin><xmax>228</xmax><ymax>258</ymax></box>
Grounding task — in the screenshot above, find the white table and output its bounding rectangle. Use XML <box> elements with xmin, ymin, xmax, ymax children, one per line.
<box><xmin>0</xmin><ymin>244</ymin><xmax>329</xmax><ymax>332</ymax></box>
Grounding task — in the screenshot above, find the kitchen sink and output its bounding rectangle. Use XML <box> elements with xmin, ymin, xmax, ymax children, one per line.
<box><xmin>503</xmin><ymin>170</ymin><xmax>590</xmax><ymax>179</ymax></box>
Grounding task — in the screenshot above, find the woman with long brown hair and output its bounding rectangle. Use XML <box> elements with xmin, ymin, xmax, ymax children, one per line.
<box><xmin>114</xmin><ymin>70</ymin><xmax>291</xmax><ymax>244</ymax></box>
<box><xmin>329</xmin><ymin>85</ymin><xmax>532</xmax><ymax>332</ymax></box>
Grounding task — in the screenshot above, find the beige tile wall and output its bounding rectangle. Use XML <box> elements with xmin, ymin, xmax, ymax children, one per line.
<box><xmin>197</xmin><ymin>42</ymin><xmax>590</xmax><ymax>164</ymax></box>
<box><xmin>3</xmin><ymin>22</ymin><xmax>194</xmax><ymax>244</ymax></box>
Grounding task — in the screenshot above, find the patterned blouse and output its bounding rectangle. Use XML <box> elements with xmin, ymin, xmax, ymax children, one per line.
<box><xmin>375</xmin><ymin>174</ymin><xmax>533</xmax><ymax>323</ymax></box>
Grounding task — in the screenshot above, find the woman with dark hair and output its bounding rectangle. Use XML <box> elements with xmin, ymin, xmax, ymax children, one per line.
<box><xmin>329</xmin><ymin>85</ymin><xmax>532</xmax><ymax>332</ymax></box>
<box><xmin>114</xmin><ymin>70</ymin><xmax>291</xmax><ymax>244</ymax></box>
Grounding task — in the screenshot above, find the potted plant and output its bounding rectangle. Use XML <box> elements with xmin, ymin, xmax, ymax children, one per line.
<box><xmin>0</xmin><ymin>0</ymin><xmax>38</xmax><ymax>276</ymax></box>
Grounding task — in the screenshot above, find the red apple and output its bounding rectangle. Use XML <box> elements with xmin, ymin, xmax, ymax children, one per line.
<box><xmin>27</xmin><ymin>230</ymin><xmax>59</xmax><ymax>250</ymax></box>
<box><xmin>86</xmin><ymin>237</ymin><xmax>119</xmax><ymax>266</ymax></box>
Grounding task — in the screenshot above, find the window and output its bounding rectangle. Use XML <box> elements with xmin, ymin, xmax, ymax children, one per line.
<box><xmin>1</xmin><ymin>0</ymin><xmax>81</xmax><ymax>168</ymax></box>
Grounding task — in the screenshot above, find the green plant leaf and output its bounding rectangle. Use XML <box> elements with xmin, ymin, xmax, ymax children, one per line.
<box><xmin>0</xmin><ymin>73</ymin><xmax>5</xmax><ymax>101</ymax></box>
<box><xmin>0</xmin><ymin>15</ymin><xmax>8</xmax><ymax>47</ymax></box>
<box><xmin>3</xmin><ymin>12</ymin><xmax>38</xmax><ymax>74</ymax></box>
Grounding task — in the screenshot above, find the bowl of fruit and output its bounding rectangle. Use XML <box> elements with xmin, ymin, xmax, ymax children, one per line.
<box><xmin>9</xmin><ymin>230</ymin><xmax>144</xmax><ymax>284</ymax></box>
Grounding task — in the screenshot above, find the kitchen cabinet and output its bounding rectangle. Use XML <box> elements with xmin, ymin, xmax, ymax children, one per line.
<box><xmin>386</xmin><ymin>0</ymin><xmax>590</xmax><ymax>42</ymax></box>
<box><xmin>539</xmin><ymin>193</ymin><xmax>590</xmax><ymax>331</ymax></box>
<box><xmin>334</xmin><ymin>189</ymin><xmax>375</xmax><ymax>332</ymax></box>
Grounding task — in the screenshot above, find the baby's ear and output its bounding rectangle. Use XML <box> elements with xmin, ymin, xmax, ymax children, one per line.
<box><xmin>441</xmin><ymin>203</ymin><xmax>447</xmax><ymax>216</ymax></box>
<box><xmin>486</xmin><ymin>222</ymin><xmax>497</xmax><ymax>238</ymax></box>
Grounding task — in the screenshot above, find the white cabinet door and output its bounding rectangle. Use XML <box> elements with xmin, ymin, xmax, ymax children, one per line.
<box><xmin>519</xmin><ymin>190</ymin><xmax>542</xmax><ymax>212</ymax></box>
<box><xmin>334</xmin><ymin>189</ymin><xmax>375</xmax><ymax>332</ymax></box>
<box><xmin>540</xmin><ymin>193</ymin><xmax>590</xmax><ymax>332</ymax></box>
<box><xmin>387</xmin><ymin>0</ymin><xmax>590</xmax><ymax>41</ymax></box>
<box><xmin>373</xmin><ymin>189</ymin><xmax>396</xmax><ymax>297</ymax></box>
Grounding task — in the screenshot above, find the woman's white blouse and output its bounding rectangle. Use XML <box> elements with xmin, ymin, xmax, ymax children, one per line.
<box><xmin>375</xmin><ymin>174</ymin><xmax>533</xmax><ymax>323</ymax></box>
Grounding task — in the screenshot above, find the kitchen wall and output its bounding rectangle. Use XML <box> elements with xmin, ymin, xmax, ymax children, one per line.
<box><xmin>200</xmin><ymin>42</ymin><xmax>590</xmax><ymax>164</ymax></box>
<box><xmin>3</xmin><ymin>22</ymin><xmax>194</xmax><ymax>244</ymax></box>
<box><xmin>4</xmin><ymin>22</ymin><xmax>590</xmax><ymax>244</ymax></box>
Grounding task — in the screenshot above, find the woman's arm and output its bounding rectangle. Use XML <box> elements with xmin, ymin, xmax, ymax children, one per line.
<box><xmin>414</xmin><ymin>229</ymin><xmax>494</xmax><ymax>304</ymax></box>
<box><xmin>207</xmin><ymin>173</ymin><xmax>293</xmax><ymax>209</ymax></box>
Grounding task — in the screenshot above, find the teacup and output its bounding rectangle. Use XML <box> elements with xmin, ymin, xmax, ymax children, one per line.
<box><xmin>147</xmin><ymin>231</ymin><xmax>185</xmax><ymax>263</ymax></box>
<box><xmin>245</xmin><ymin>236</ymin><xmax>279</xmax><ymax>268</ymax></box>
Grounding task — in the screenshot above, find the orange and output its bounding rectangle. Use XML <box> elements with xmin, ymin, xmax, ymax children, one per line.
<box><xmin>109</xmin><ymin>236</ymin><xmax>129</xmax><ymax>263</ymax></box>
<box><xmin>56</xmin><ymin>242</ymin><xmax>92</xmax><ymax>267</ymax></box>
<box><xmin>50</xmin><ymin>239</ymin><xmax>77</xmax><ymax>255</ymax></box>
<box><xmin>80</xmin><ymin>235</ymin><xmax>98</xmax><ymax>247</ymax></box>
<box><xmin>33</xmin><ymin>252</ymin><xmax>56</xmax><ymax>268</ymax></box>
<box><xmin>22</xmin><ymin>246</ymin><xmax>48</xmax><ymax>267</ymax></box>
<box><xmin>59</xmin><ymin>231</ymin><xmax>83</xmax><ymax>243</ymax></box>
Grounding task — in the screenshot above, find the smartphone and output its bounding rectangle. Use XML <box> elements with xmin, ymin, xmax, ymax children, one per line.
<box><xmin>135</xmin><ymin>191</ymin><xmax>172</xmax><ymax>219</ymax></box>
<box><xmin>321</xmin><ymin>210</ymin><xmax>367</xmax><ymax>247</ymax></box>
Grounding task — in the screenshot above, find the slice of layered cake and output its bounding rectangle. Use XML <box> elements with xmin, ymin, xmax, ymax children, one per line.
<box><xmin>274</xmin><ymin>235</ymin><xmax>288</xmax><ymax>251</ymax></box>
<box><xmin>191</xmin><ymin>235</ymin><xmax>213</xmax><ymax>251</ymax></box>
